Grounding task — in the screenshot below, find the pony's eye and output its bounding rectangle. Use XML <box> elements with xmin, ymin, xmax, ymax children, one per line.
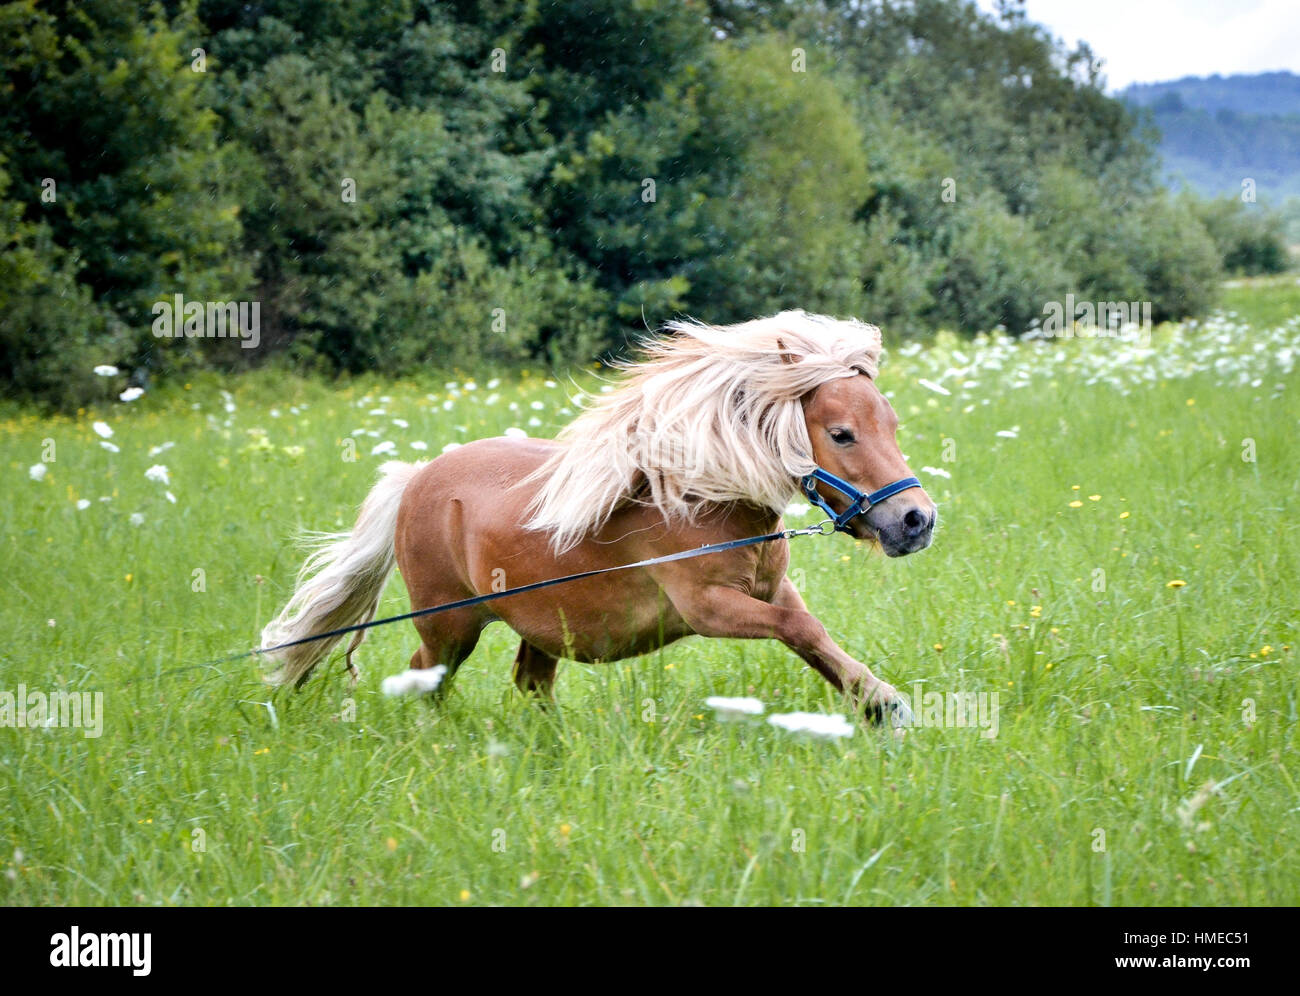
<box><xmin>829</xmin><ymin>428</ymin><xmax>855</xmax><ymax>445</ymax></box>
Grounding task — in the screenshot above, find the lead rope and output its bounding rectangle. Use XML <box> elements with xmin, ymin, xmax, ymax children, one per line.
<box><xmin>189</xmin><ymin>518</ymin><xmax>837</xmax><ymax>675</ymax></box>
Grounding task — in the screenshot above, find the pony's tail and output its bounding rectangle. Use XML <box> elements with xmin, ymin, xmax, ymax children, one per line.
<box><xmin>260</xmin><ymin>461</ymin><xmax>423</xmax><ymax>687</ymax></box>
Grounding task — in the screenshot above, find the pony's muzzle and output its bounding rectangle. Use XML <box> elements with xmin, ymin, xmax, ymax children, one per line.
<box><xmin>868</xmin><ymin>496</ymin><xmax>936</xmax><ymax>557</ymax></box>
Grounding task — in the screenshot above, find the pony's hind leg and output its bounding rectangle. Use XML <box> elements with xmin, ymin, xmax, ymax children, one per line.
<box><xmin>391</xmin><ymin>609</ymin><xmax>483</xmax><ymax>700</ymax></box>
<box><xmin>513</xmin><ymin>641</ymin><xmax>559</xmax><ymax>700</ymax></box>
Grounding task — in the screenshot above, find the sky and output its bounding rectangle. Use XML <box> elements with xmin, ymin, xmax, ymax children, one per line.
<box><xmin>972</xmin><ymin>0</ymin><xmax>1300</xmax><ymax>90</ymax></box>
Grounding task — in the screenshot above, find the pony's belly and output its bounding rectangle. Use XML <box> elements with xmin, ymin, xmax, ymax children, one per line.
<box><xmin>489</xmin><ymin>579</ymin><xmax>695</xmax><ymax>663</ymax></box>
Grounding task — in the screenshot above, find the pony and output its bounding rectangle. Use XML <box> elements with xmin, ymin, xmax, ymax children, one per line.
<box><xmin>259</xmin><ymin>310</ymin><xmax>936</xmax><ymax>724</ymax></box>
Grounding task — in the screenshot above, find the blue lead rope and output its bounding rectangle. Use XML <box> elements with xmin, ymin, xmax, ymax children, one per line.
<box><xmin>200</xmin><ymin>469</ymin><xmax>921</xmax><ymax>670</ymax></box>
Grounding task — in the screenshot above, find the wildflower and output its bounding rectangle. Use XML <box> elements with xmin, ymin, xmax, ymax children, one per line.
<box><xmin>119</xmin><ymin>387</ymin><xmax>144</xmax><ymax>402</ymax></box>
<box><xmin>996</xmin><ymin>428</ymin><xmax>1019</xmax><ymax>438</ymax></box>
<box><xmin>99</xmin><ymin>441</ymin><xmax>120</xmax><ymax>453</ymax></box>
<box><xmin>1166</xmin><ymin>579</ymin><xmax>1187</xmax><ymax>589</ymax></box>
<box><xmin>918</xmin><ymin>378</ymin><xmax>951</xmax><ymax>396</ymax></box>
<box><xmin>144</xmin><ymin>465</ymin><xmax>170</xmax><ymax>485</ymax></box>
<box><xmin>504</xmin><ymin>427</ymin><xmax>527</xmax><ymax>438</ymax></box>
<box><xmin>1068</xmin><ymin>500</ymin><xmax>1083</xmax><ymax>507</ymax></box>
<box><xmin>92</xmin><ymin>421</ymin><xmax>113</xmax><ymax>439</ymax></box>
<box><xmin>768</xmin><ymin>712</ymin><xmax>855</xmax><ymax>739</ymax></box>
<box><xmin>705</xmin><ymin>696</ymin><xmax>764</xmax><ymax>717</ymax></box>
<box><xmin>921</xmin><ymin>466</ymin><xmax>952</xmax><ymax>479</ymax></box>
<box><xmin>441</xmin><ymin>442</ymin><xmax>461</xmax><ymax>454</ymax></box>
<box><xmin>29</xmin><ymin>464</ymin><xmax>47</xmax><ymax>481</ymax></box>
<box><xmin>1088</xmin><ymin>494</ymin><xmax>1101</xmax><ymax>501</ymax></box>
<box><xmin>76</xmin><ymin>499</ymin><xmax>90</xmax><ymax>510</ymax></box>
<box><xmin>370</xmin><ymin>441</ymin><xmax>397</xmax><ymax>456</ymax></box>
<box><xmin>148</xmin><ymin>442</ymin><xmax>175</xmax><ymax>456</ymax></box>
<box><xmin>381</xmin><ymin>666</ymin><xmax>448</xmax><ymax>697</ymax></box>
<box><xmin>130</xmin><ymin>513</ymin><xmax>145</xmax><ymax>526</ymax></box>
<box><xmin>165</xmin><ymin>491</ymin><xmax>177</xmax><ymax>504</ymax></box>
<box><xmin>409</xmin><ymin>441</ymin><xmax>428</xmax><ymax>451</ymax></box>
<box><xmin>93</xmin><ymin>365</ymin><xmax>119</xmax><ymax>377</ymax></box>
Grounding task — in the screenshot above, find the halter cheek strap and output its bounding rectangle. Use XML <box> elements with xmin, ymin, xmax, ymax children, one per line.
<box><xmin>800</xmin><ymin>468</ymin><xmax>921</xmax><ymax>533</ymax></box>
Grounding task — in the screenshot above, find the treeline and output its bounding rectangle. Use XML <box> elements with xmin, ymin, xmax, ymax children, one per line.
<box><xmin>1</xmin><ymin>0</ymin><xmax>1291</xmax><ymax>407</ymax></box>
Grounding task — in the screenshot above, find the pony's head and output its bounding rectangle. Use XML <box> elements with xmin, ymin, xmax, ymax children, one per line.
<box><xmin>799</xmin><ymin>369</ymin><xmax>936</xmax><ymax>556</ymax></box>
<box><xmin>524</xmin><ymin>309</ymin><xmax>936</xmax><ymax>555</ymax></box>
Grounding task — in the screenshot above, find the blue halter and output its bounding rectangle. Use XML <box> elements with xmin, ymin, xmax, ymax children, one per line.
<box><xmin>800</xmin><ymin>468</ymin><xmax>921</xmax><ymax>533</ymax></box>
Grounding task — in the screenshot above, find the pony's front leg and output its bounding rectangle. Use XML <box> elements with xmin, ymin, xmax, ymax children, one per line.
<box><xmin>672</xmin><ymin>578</ymin><xmax>913</xmax><ymax>727</ymax></box>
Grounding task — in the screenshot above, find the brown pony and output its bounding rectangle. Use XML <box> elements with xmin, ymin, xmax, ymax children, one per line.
<box><xmin>260</xmin><ymin>311</ymin><xmax>935</xmax><ymax>724</ymax></box>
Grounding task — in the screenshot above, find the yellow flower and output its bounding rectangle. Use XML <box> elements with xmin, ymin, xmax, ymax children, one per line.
<box><xmin>124</xmin><ymin>573</ymin><xmax>133</xmax><ymax>583</ymax></box>
<box><xmin>1005</xmin><ymin>600</ymin><xmax>1016</xmax><ymax>607</ymax></box>
<box><xmin>1068</xmin><ymin>500</ymin><xmax>1083</xmax><ymax>507</ymax></box>
<box><xmin>1260</xmin><ymin>645</ymin><xmax>1272</xmax><ymax>657</ymax></box>
<box><xmin>1030</xmin><ymin>605</ymin><xmax>1042</xmax><ymax>618</ymax></box>
<box><xmin>1088</xmin><ymin>494</ymin><xmax>1101</xmax><ymax>501</ymax></box>
<box><xmin>459</xmin><ymin>889</ymin><xmax>471</xmax><ymax>902</ymax></box>
<box><xmin>1071</xmin><ymin>485</ymin><xmax>1080</xmax><ymax>491</ymax></box>
<box><xmin>933</xmin><ymin>643</ymin><xmax>944</xmax><ymax>652</ymax></box>
<box><xmin>1186</xmin><ymin>398</ymin><xmax>1195</xmax><ymax>406</ymax></box>
<box><xmin>1120</xmin><ymin>511</ymin><xmax>1130</xmax><ymax>519</ymax></box>
<box><xmin>560</xmin><ymin>823</ymin><xmax>572</xmax><ymax>837</ymax></box>
<box><xmin>386</xmin><ymin>837</ymin><xmax>398</xmax><ymax>852</ymax></box>
<box><xmin>1166</xmin><ymin>579</ymin><xmax>1187</xmax><ymax>588</ymax></box>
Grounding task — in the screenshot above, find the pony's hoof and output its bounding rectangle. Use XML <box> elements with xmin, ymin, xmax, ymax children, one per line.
<box><xmin>863</xmin><ymin>695</ymin><xmax>913</xmax><ymax>729</ymax></box>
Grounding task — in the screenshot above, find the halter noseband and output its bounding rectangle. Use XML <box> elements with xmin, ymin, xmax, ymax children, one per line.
<box><xmin>799</xmin><ymin>468</ymin><xmax>921</xmax><ymax>533</ymax></box>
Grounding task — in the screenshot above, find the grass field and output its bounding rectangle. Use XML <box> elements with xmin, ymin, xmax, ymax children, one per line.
<box><xmin>3</xmin><ymin>281</ymin><xmax>1298</xmax><ymax>906</ymax></box>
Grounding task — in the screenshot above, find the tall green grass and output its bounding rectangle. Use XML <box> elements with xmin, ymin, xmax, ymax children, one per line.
<box><xmin>1</xmin><ymin>291</ymin><xmax>1297</xmax><ymax>906</ymax></box>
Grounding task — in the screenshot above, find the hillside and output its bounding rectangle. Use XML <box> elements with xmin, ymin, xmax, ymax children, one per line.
<box><xmin>1123</xmin><ymin>72</ymin><xmax>1300</xmax><ymax>202</ymax></box>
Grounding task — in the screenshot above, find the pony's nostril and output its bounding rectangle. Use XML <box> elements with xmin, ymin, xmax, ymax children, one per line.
<box><xmin>903</xmin><ymin>508</ymin><xmax>930</xmax><ymax>535</ymax></box>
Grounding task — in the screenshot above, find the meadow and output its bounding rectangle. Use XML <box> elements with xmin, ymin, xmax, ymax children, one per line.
<box><xmin>2</xmin><ymin>281</ymin><xmax>1298</xmax><ymax>906</ymax></box>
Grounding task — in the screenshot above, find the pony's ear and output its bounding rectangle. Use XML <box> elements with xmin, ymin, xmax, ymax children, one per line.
<box><xmin>776</xmin><ymin>337</ymin><xmax>799</xmax><ymax>366</ymax></box>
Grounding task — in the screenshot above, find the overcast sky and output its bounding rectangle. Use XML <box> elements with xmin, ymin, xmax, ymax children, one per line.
<box><xmin>973</xmin><ymin>0</ymin><xmax>1300</xmax><ymax>90</ymax></box>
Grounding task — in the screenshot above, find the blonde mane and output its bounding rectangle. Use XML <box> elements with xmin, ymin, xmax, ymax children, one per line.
<box><xmin>522</xmin><ymin>310</ymin><xmax>884</xmax><ymax>552</ymax></box>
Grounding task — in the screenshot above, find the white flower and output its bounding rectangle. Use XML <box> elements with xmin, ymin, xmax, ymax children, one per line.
<box><xmin>129</xmin><ymin>513</ymin><xmax>145</xmax><ymax>526</ymax></box>
<box><xmin>368</xmin><ymin>408</ymin><xmax>387</xmax><ymax>416</ymax></box>
<box><xmin>504</xmin><ymin>427</ymin><xmax>527</xmax><ymax>438</ymax></box>
<box><xmin>392</xmin><ymin>418</ymin><xmax>409</xmax><ymax>428</ymax></box>
<box><xmin>144</xmin><ymin>464</ymin><xmax>170</xmax><ymax>485</ymax></box>
<box><xmin>119</xmin><ymin>387</ymin><xmax>144</xmax><ymax>402</ymax></box>
<box><xmin>441</xmin><ymin>442</ymin><xmax>461</xmax><ymax>454</ymax></box>
<box><xmin>706</xmin><ymin>696</ymin><xmax>764</xmax><ymax>717</ymax></box>
<box><xmin>75</xmin><ymin>499</ymin><xmax>91</xmax><ymax>510</ymax></box>
<box><xmin>165</xmin><ymin>491</ymin><xmax>177</xmax><ymax>504</ymax></box>
<box><xmin>148</xmin><ymin>442</ymin><xmax>174</xmax><ymax>457</ymax></box>
<box><xmin>487</xmin><ymin>378</ymin><xmax>501</xmax><ymax>389</ymax></box>
<box><xmin>918</xmin><ymin>378</ymin><xmax>951</xmax><ymax>396</ymax></box>
<box><xmin>442</xmin><ymin>400</ymin><xmax>454</xmax><ymax>411</ymax></box>
<box><xmin>528</xmin><ymin>417</ymin><xmax>542</xmax><ymax>427</ymax></box>
<box><xmin>381</xmin><ymin>665</ymin><xmax>447</xmax><ymax>696</ymax></box>
<box><xmin>921</xmin><ymin>466</ymin><xmax>952</xmax><ymax>479</ymax></box>
<box><xmin>371</xmin><ymin>441</ymin><xmax>397</xmax><ymax>456</ymax></box>
<box><xmin>995</xmin><ymin>428</ymin><xmax>1020</xmax><ymax>439</ymax></box>
<box><xmin>92</xmin><ymin>421</ymin><xmax>113</xmax><ymax>439</ymax></box>
<box><xmin>99</xmin><ymin>441</ymin><xmax>120</xmax><ymax>453</ymax></box>
<box><xmin>93</xmin><ymin>365</ymin><xmax>119</xmax><ymax>377</ymax></box>
<box><xmin>29</xmin><ymin>464</ymin><xmax>48</xmax><ymax>481</ymax></box>
<box><xmin>530</xmin><ymin>401</ymin><xmax>545</xmax><ymax>410</ymax></box>
<box><xmin>784</xmin><ymin>502</ymin><xmax>812</xmax><ymax>518</ymax></box>
<box><xmin>768</xmin><ymin>712</ymin><xmax>855</xmax><ymax>739</ymax></box>
<box><xmin>409</xmin><ymin>441</ymin><xmax>428</xmax><ymax>451</ymax></box>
